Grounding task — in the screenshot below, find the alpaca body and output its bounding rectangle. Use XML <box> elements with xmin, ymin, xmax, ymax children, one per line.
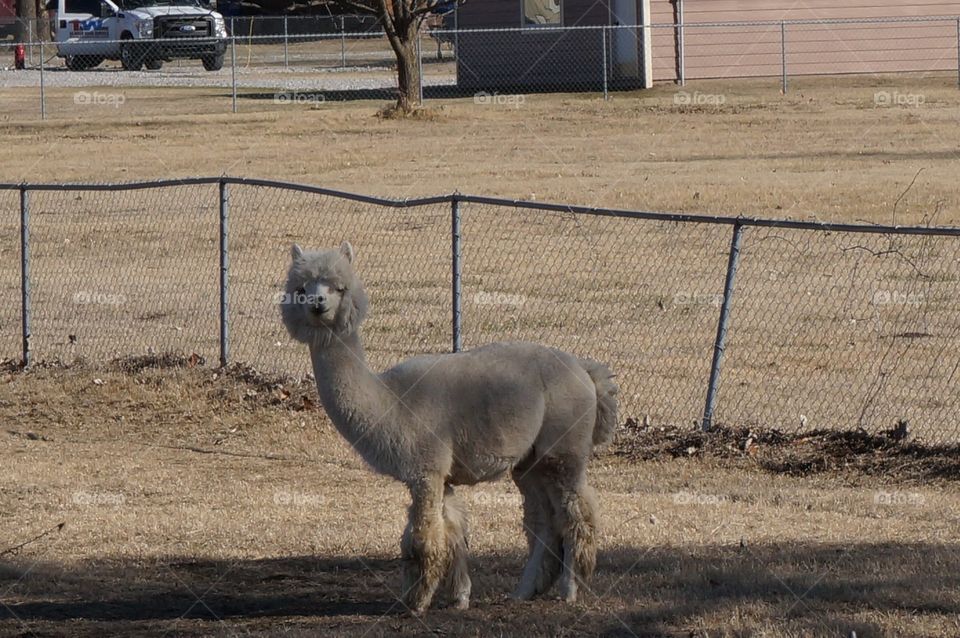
<box><xmin>311</xmin><ymin>337</ymin><xmax>597</xmax><ymax>485</ymax></box>
<box><xmin>283</xmin><ymin>242</ymin><xmax>618</xmax><ymax>614</ymax></box>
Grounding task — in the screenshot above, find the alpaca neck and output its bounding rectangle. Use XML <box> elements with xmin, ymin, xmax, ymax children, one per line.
<box><xmin>308</xmin><ymin>330</ymin><xmax>398</xmax><ymax>468</ymax></box>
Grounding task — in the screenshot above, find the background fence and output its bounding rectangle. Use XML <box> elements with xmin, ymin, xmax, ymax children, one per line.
<box><xmin>2</xmin><ymin>177</ymin><xmax>959</xmax><ymax>445</ymax></box>
<box><xmin>1</xmin><ymin>16</ymin><xmax>959</xmax><ymax>119</ymax></box>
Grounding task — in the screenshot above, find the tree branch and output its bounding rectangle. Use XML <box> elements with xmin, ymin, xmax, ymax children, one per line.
<box><xmin>334</xmin><ymin>0</ymin><xmax>380</xmax><ymax>15</ymax></box>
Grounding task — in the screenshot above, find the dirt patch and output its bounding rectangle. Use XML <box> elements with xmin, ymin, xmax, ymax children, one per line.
<box><xmin>375</xmin><ymin>103</ymin><xmax>446</xmax><ymax>120</ymax></box>
<box><xmin>615</xmin><ymin>418</ymin><xmax>960</xmax><ymax>483</ymax></box>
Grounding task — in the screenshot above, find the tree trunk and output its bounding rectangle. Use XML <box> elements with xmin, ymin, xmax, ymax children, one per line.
<box><xmin>15</xmin><ymin>0</ymin><xmax>37</xmax><ymax>44</ymax></box>
<box><xmin>394</xmin><ymin>38</ymin><xmax>420</xmax><ymax>112</ymax></box>
<box><xmin>389</xmin><ymin>19</ymin><xmax>421</xmax><ymax>113</ymax></box>
<box><xmin>34</xmin><ymin>0</ymin><xmax>50</xmax><ymax>41</ymax></box>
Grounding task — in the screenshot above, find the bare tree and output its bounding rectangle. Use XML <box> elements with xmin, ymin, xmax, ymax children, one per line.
<box><xmin>337</xmin><ymin>0</ymin><xmax>453</xmax><ymax>113</ymax></box>
<box><xmin>34</xmin><ymin>0</ymin><xmax>50</xmax><ymax>41</ymax></box>
<box><xmin>15</xmin><ymin>0</ymin><xmax>37</xmax><ymax>43</ymax></box>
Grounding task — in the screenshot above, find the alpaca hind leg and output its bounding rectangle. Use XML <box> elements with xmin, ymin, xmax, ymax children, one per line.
<box><xmin>511</xmin><ymin>468</ymin><xmax>562</xmax><ymax>600</ymax></box>
<box><xmin>401</xmin><ymin>477</ymin><xmax>450</xmax><ymax>615</ymax></box>
<box><xmin>555</xmin><ymin>482</ymin><xmax>599</xmax><ymax>603</ymax></box>
<box><xmin>441</xmin><ymin>485</ymin><xmax>471</xmax><ymax>609</ymax></box>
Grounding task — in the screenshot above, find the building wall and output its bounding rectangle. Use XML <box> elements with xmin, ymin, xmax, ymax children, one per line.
<box><xmin>457</xmin><ymin>0</ymin><xmax>609</xmax><ymax>29</ymax></box>
<box><xmin>456</xmin><ymin>0</ymin><xmax>614</xmax><ymax>90</ymax></box>
<box><xmin>651</xmin><ymin>0</ymin><xmax>960</xmax><ymax>81</ymax></box>
<box><xmin>455</xmin><ymin>0</ymin><xmax>960</xmax><ymax>88</ymax></box>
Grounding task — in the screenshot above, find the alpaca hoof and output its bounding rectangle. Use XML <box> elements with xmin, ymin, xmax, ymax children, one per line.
<box><xmin>559</xmin><ymin>577</ymin><xmax>578</xmax><ymax>603</ymax></box>
<box><xmin>453</xmin><ymin>597</ymin><xmax>470</xmax><ymax>610</ymax></box>
<box><xmin>559</xmin><ymin>585</ymin><xmax>578</xmax><ymax>603</ymax></box>
<box><xmin>509</xmin><ymin>588</ymin><xmax>535</xmax><ymax>602</ymax></box>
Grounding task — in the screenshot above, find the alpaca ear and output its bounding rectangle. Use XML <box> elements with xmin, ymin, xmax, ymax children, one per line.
<box><xmin>339</xmin><ymin>241</ymin><xmax>354</xmax><ymax>264</ymax></box>
<box><xmin>290</xmin><ymin>244</ymin><xmax>303</xmax><ymax>261</ymax></box>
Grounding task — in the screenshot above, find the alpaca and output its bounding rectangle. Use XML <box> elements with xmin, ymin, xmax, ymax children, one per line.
<box><xmin>281</xmin><ymin>242</ymin><xmax>618</xmax><ymax>614</ymax></box>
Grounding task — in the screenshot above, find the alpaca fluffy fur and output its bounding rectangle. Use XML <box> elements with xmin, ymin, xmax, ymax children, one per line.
<box><xmin>281</xmin><ymin>242</ymin><xmax>618</xmax><ymax>614</ymax></box>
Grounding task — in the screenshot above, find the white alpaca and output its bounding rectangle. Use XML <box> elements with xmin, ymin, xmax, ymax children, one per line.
<box><xmin>281</xmin><ymin>242</ymin><xmax>618</xmax><ymax>614</ymax></box>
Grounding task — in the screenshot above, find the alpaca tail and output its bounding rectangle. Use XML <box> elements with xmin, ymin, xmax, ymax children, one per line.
<box><xmin>579</xmin><ymin>358</ymin><xmax>619</xmax><ymax>447</ymax></box>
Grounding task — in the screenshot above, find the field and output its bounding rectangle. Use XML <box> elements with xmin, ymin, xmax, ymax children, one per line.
<box><xmin>2</xmin><ymin>76</ymin><xmax>960</xmax><ymax>636</ymax></box>
<box><xmin>2</xmin><ymin>74</ymin><xmax>959</xmax><ymax>221</ymax></box>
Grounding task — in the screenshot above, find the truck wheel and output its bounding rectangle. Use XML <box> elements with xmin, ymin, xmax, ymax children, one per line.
<box><xmin>145</xmin><ymin>59</ymin><xmax>163</xmax><ymax>70</ymax></box>
<box><xmin>66</xmin><ymin>55</ymin><xmax>103</xmax><ymax>71</ymax></box>
<box><xmin>120</xmin><ymin>39</ymin><xmax>145</xmax><ymax>71</ymax></box>
<box><xmin>201</xmin><ymin>53</ymin><xmax>224</xmax><ymax>72</ymax></box>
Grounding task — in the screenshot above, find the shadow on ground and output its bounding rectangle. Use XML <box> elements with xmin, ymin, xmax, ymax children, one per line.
<box><xmin>237</xmin><ymin>84</ymin><xmax>618</xmax><ymax>104</ymax></box>
<box><xmin>2</xmin><ymin>541</ymin><xmax>958</xmax><ymax>636</ymax></box>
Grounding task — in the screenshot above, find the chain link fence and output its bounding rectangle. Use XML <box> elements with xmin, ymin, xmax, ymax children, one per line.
<box><xmin>1</xmin><ymin>16</ymin><xmax>958</xmax><ymax>119</ymax></box>
<box><xmin>0</xmin><ymin>188</ymin><xmax>19</xmax><ymax>365</ymax></box>
<box><xmin>2</xmin><ymin>177</ymin><xmax>959</xmax><ymax>445</ymax></box>
<box><xmin>226</xmin><ymin>183</ymin><xmax>451</xmax><ymax>377</ymax></box>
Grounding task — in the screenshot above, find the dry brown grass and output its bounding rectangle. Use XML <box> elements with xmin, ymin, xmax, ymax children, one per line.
<box><xmin>1</xmin><ymin>76</ymin><xmax>960</xmax><ymax>636</ymax></box>
<box><xmin>1</xmin><ymin>361</ymin><xmax>959</xmax><ymax>637</ymax></box>
<box><xmin>1</xmin><ymin>74</ymin><xmax>959</xmax><ymax>224</ymax></box>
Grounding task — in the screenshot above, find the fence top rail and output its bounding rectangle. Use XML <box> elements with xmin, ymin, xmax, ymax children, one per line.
<box><xmin>6</xmin><ymin>14</ymin><xmax>958</xmax><ymax>47</ymax></box>
<box><xmin>0</xmin><ymin>177</ymin><xmax>222</xmax><ymax>192</ymax></box>
<box><xmin>431</xmin><ymin>15</ymin><xmax>960</xmax><ymax>35</ymax></box>
<box><xmin>455</xmin><ymin>194</ymin><xmax>960</xmax><ymax>237</ymax></box>
<box><xmin>224</xmin><ymin>177</ymin><xmax>453</xmax><ymax>208</ymax></box>
<box><xmin>0</xmin><ymin>177</ymin><xmax>451</xmax><ymax>208</ymax></box>
<box><xmin>2</xmin><ymin>177</ymin><xmax>959</xmax><ymax>237</ymax></box>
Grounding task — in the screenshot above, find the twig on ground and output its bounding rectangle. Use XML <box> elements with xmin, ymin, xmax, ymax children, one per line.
<box><xmin>0</xmin><ymin>522</ymin><xmax>65</xmax><ymax>558</ymax></box>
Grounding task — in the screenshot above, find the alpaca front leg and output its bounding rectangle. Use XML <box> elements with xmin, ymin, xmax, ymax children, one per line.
<box><xmin>401</xmin><ymin>479</ymin><xmax>449</xmax><ymax>615</ymax></box>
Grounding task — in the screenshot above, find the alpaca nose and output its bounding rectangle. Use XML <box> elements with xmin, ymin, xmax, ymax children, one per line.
<box><xmin>311</xmin><ymin>294</ymin><xmax>328</xmax><ymax>314</ymax></box>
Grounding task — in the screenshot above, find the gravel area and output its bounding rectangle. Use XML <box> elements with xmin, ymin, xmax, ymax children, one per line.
<box><xmin>0</xmin><ymin>64</ymin><xmax>456</xmax><ymax>92</ymax></box>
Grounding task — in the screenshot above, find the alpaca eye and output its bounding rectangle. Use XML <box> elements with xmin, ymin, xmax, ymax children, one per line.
<box><xmin>335</xmin><ymin>285</ymin><xmax>346</xmax><ymax>293</ymax></box>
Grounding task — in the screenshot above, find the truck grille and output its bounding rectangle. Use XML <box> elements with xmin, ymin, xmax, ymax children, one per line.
<box><xmin>154</xmin><ymin>16</ymin><xmax>213</xmax><ymax>39</ymax></box>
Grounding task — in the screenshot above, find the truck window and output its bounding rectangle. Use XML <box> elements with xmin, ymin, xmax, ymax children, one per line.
<box><xmin>64</xmin><ymin>0</ymin><xmax>101</xmax><ymax>14</ymax></box>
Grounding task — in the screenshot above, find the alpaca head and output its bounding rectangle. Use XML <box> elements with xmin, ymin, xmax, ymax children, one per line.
<box><xmin>281</xmin><ymin>241</ymin><xmax>369</xmax><ymax>348</ymax></box>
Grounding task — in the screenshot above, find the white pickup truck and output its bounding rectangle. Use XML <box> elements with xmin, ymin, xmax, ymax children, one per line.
<box><xmin>53</xmin><ymin>0</ymin><xmax>228</xmax><ymax>71</ymax></box>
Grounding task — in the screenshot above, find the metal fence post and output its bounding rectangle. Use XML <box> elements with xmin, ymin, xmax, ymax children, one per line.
<box><xmin>19</xmin><ymin>186</ymin><xmax>31</xmax><ymax>367</ymax></box>
<box><xmin>601</xmin><ymin>27</ymin><xmax>609</xmax><ymax>100</ymax></box>
<box><xmin>451</xmin><ymin>196</ymin><xmax>462</xmax><ymax>353</ymax></box>
<box><xmin>453</xmin><ymin>5</ymin><xmax>459</xmax><ymax>84</ymax></box>
<box><xmin>677</xmin><ymin>22</ymin><xmax>685</xmax><ymax>86</ymax></box>
<box><xmin>230</xmin><ymin>36</ymin><xmax>237</xmax><ymax>113</ymax></box>
<box><xmin>701</xmin><ymin>223</ymin><xmax>744</xmax><ymax>431</ymax></box>
<box><xmin>39</xmin><ymin>38</ymin><xmax>45</xmax><ymax>120</ymax></box>
<box><xmin>340</xmin><ymin>16</ymin><xmax>346</xmax><ymax>68</ymax></box>
<box><xmin>780</xmin><ymin>21</ymin><xmax>788</xmax><ymax>94</ymax></box>
<box><xmin>218</xmin><ymin>179</ymin><xmax>229</xmax><ymax>367</ymax></box>
<box><xmin>417</xmin><ymin>33</ymin><xmax>424</xmax><ymax>105</ymax></box>
<box><xmin>283</xmin><ymin>15</ymin><xmax>289</xmax><ymax>69</ymax></box>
